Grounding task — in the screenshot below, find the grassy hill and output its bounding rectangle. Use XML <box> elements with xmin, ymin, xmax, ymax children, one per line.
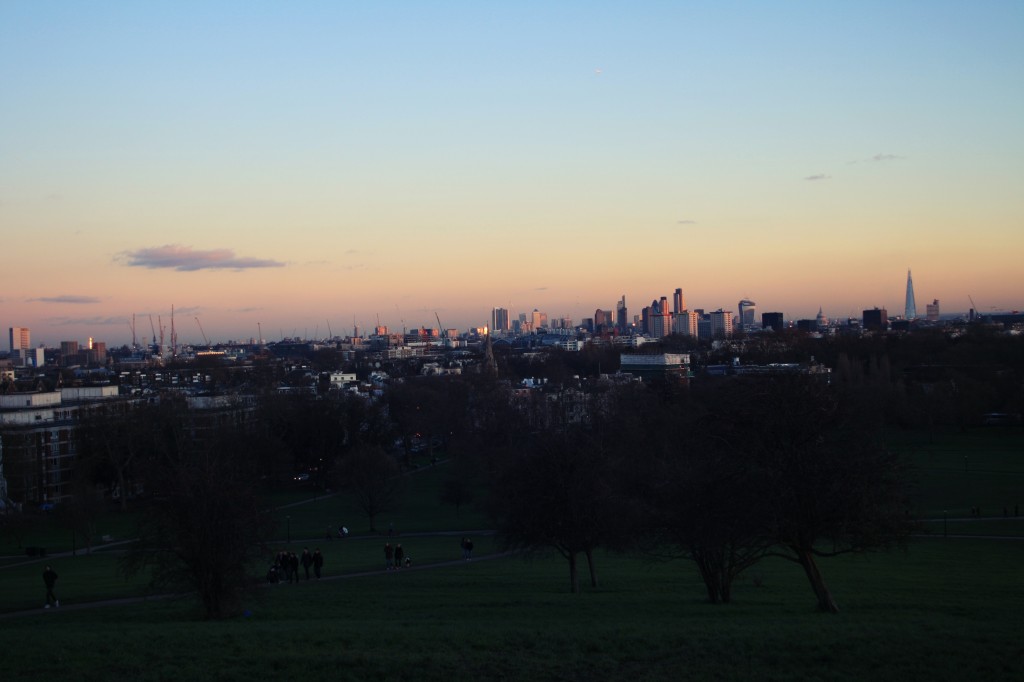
<box><xmin>1</xmin><ymin>427</ymin><xmax>1022</xmax><ymax>681</ymax></box>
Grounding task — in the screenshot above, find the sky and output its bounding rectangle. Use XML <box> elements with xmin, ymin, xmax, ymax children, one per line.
<box><xmin>2</xmin><ymin>1</ymin><xmax>1022</xmax><ymax>347</ymax></box>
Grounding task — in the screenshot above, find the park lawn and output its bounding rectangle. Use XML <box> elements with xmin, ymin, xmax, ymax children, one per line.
<box><xmin>891</xmin><ymin>426</ymin><xmax>1024</xmax><ymax>518</ymax></box>
<box><xmin>1</xmin><ymin>538</ymin><xmax>1021</xmax><ymax>682</ymax></box>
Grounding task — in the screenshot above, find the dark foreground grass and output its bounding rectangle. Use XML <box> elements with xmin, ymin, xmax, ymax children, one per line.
<box><xmin>2</xmin><ymin>538</ymin><xmax>1021</xmax><ymax>682</ymax></box>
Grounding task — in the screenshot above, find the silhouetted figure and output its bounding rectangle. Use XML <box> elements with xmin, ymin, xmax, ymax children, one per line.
<box><xmin>301</xmin><ymin>548</ymin><xmax>313</xmax><ymax>579</ymax></box>
<box><xmin>312</xmin><ymin>548</ymin><xmax>324</xmax><ymax>579</ymax></box>
<box><xmin>42</xmin><ymin>566</ymin><xmax>59</xmax><ymax>608</ymax></box>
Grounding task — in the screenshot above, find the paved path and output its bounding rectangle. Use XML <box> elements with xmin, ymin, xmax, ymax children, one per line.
<box><xmin>0</xmin><ymin>549</ymin><xmax>513</xmax><ymax>620</ymax></box>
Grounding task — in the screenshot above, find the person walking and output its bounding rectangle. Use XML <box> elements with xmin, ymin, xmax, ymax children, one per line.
<box><xmin>464</xmin><ymin>537</ymin><xmax>474</xmax><ymax>560</ymax></box>
<box><xmin>394</xmin><ymin>544</ymin><xmax>404</xmax><ymax>570</ymax></box>
<box><xmin>289</xmin><ymin>552</ymin><xmax>300</xmax><ymax>584</ymax></box>
<box><xmin>384</xmin><ymin>542</ymin><xmax>394</xmax><ymax>570</ymax></box>
<box><xmin>312</xmin><ymin>548</ymin><xmax>324</xmax><ymax>579</ymax></box>
<box><xmin>301</xmin><ymin>548</ymin><xmax>313</xmax><ymax>580</ymax></box>
<box><xmin>42</xmin><ymin>565</ymin><xmax>59</xmax><ymax>608</ymax></box>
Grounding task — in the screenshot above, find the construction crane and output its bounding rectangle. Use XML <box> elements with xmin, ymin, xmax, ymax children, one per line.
<box><xmin>435</xmin><ymin>312</ymin><xmax>447</xmax><ymax>344</ymax></box>
<box><xmin>969</xmin><ymin>295</ymin><xmax>978</xmax><ymax>321</ymax></box>
<box><xmin>195</xmin><ymin>317</ymin><xmax>210</xmax><ymax>347</ymax></box>
<box><xmin>149</xmin><ymin>315</ymin><xmax>159</xmax><ymax>354</ymax></box>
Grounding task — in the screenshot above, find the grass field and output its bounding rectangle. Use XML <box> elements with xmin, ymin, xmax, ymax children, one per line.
<box><xmin>1</xmin><ymin>427</ymin><xmax>1022</xmax><ymax>681</ymax></box>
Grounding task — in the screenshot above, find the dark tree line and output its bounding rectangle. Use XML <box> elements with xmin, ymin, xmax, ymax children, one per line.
<box><xmin>480</xmin><ymin>374</ymin><xmax>912</xmax><ymax>611</ymax></box>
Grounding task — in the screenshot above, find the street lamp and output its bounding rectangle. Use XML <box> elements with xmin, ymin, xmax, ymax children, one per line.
<box><xmin>287</xmin><ymin>515</ymin><xmax>291</xmax><ymax>545</ymax></box>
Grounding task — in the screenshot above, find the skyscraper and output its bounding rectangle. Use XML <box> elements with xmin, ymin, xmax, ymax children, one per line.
<box><xmin>616</xmin><ymin>295</ymin><xmax>628</xmax><ymax>329</ymax></box>
<box><xmin>737</xmin><ymin>299</ymin><xmax>756</xmax><ymax>330</ymax></box>
<box><xmin>905</xmin><ymin>269</ymin><xmax>917</xmax><ymax>320</ymax></box>
<box><xmin>9</xmin><ymin>327</ymin><xmax>30</xmax><ymax>354</ymax></box>
<box><xmin>491</xmin><ymin>307</ymin><xmax>509</xmax><ymax>332</ymax></box>
<box><xmin>673</xmin><ymin>288</ymin><xmax>685</xmax><ymax>314</ymax></box>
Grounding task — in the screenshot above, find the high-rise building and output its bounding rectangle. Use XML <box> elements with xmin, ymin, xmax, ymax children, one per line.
<box><xmin>863</xmin><ymin>308</ymin><xmax>889</xmax><ymax>331</ymax></box>
<box><xmin>673</xmin><ymin>288</ymin><xmax>685</xmax><ymax>315</ymax></box>
<box><xmin>761</xmin><ymin>312</ymin><xmax>784</xmax><ymax>331</ymax></box>
<box><xmin>737</xmin><ymin>299</ymin><xmax>756</xmax><ymax>330</ymax></box>
<box><xmin>905</xmin><ymin>269</ymin><xmax>917</xmax><ymax>320</ymax></box>
<box><xmin>9</xmin><ymin>327</ymin><xmax>30</xmax><ymax>354</ymax></box>
<box><xmin>709</xmin><ymin>310</ymin><xmax>733</xmax><ymax>338</ymax></box>
<box><xmin>616</xmin><ymin>296</ymin><xmax>628</xmax><ymax>330</ymax></box>
<box><xmin>926</xmin><ymin>299</ymin><xmax>940</xmax><ymax>322</ymax></box>
<box><xmin>491</xmin><ymin>307</ymin><xmax>509</xmax><ymax>332</ymax></box>
<box><xmin>530</xmin><ymin>309</ymin><xmax>547</xmax><ymax>331</ymax></box>
<box><xmin>672</xmin><ymin>311</ymin><xmax>699</xmax><ymax>336</ymax></box>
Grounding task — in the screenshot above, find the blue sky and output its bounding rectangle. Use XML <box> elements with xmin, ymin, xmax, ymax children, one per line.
<box><xmin>2</xmin><ymin>1</ymin><xmax>1022</xmax><ymax>345</ymax></box>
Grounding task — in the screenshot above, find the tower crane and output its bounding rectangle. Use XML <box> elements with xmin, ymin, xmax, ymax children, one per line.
<box><xmin>195</xmin><ymin>317</ymin><xmax>210</xmax><ymax>347</ymax></box>
<box><xmin>149</xmin><ymin>315</ymin><xmax>159</xmax><ymax>354</ymax></box>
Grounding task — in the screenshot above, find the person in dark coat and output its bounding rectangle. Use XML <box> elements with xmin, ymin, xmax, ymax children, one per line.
<box><xmin>42</xmin><ymin>566</ymin><xmax>59</xmax><ymax>608</ymax></box>
<box><xmin>289</xmin><ymin>553</ymin><xmax>300</xmax><ymax>583</ymax></box>
<box><xmin>301</xmin><ymin>548</ymin><xmax>313</xmax><ymax>580</ymax></box>
<box><xmin>384</xmin><ymin>542</ymin><xmax>394</xmax><ymax>570</ymax></box>
<box><xmin>394</xmin><ymin>544</ymin><xmax>404</xmax><ymax>569</ymax></box>
<box><xmin>312</xmin><ymin>548</ymin><xmax>324</xmax><ymax>579</ymax></box>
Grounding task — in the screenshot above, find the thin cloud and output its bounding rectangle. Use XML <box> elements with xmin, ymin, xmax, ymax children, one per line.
<box><xmin>48</xmin><ymin>316</ymin><xmax>126</xmax><ymax>327</ymax></box>
<box><xmin>677</xmin><ymin>219</ymin><xmax>697</xmax><ymax>225</ymax></box>
<box><xmin>870</xmin><ymin>153</ymin><xmax>903</xmax><ymax>162</ymax></box>
<box><xmin>121</xmin><ymin>245</ymin><xmax>285</xmax><ymax>271</ymax></box>
<box><xmin>804</xmin><ymin>174</ymin><xmax>831</xmax><ymax>181</ymax></box>
<box><xmin>31</xmin><ymin>295</ymin><xmax>101</xmax><ymax>304</ymax></box>
<box><xmin>535</xmin><ymin>287</ymin><xmax>549</xmax><ymax>291</ymax></box>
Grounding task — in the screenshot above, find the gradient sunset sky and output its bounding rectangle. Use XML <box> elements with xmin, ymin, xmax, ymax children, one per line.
<box><xmin>2</xmin><ymin>1</ymin><xmax>1022</xmax><ymax>347</ymax></box>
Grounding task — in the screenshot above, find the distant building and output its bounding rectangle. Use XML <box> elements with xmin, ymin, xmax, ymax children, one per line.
<box><xmin>673</xmin><ymin>288</ymin><xmax>685</xmax><ymax>315</ymax></box>
<box><xmin>816</xmin><ymin>307</ymin><xmax>829</xmax><ymax>330</ymax></box>
<box><xmin>926</xmin><ymin>299</ymin><xmax>940</xmax><ymax>322</ymax></box>
<box><xmin>863</xmin><ymin>307</ymin><xmax>889</xmax><ymax>331</ymax></box>
<box><xmin>672</xmin><ymin>311</ymin><xmax>699</xmax><ymax>336</ymax></box>
<box><xmin>737</xmin><ymin>299</ymin><xmax>756</xmax><ymax>330</ymax></box>
<box><xmin>762</xmin><ymin>312</ymin><xmax>784</xmax><ymax>331</ymax></box>
<box><xmin>616</xmin><ymin>295</ymin><xmax>628</xmax><ymax>329</ymax></box>
<box><xmin>709</xmin><ymin>310</ymin><xmax>733</xmax><ymax>338</ymax></box>
<box><xmin>9</xmin><ymin>327</ymin><xmax>30</xmax><ymax>358</ymax></box>
<box><xmin>491</xmin><ymin>307</ymin><xmax>509</xmax><ymax>332</ymax></box>
<box><xmin>905</xmin><ymin>269</ymin><xmax>917</xmax><ymax>320</ymax></box>
<box><xmin>619</xmin><ymin>353</ymin><xmax>690</xmax><ymax>381</ymax></box>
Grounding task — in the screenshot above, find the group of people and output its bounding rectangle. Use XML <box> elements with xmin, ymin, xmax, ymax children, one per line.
<box><xmin>267</xmin><ymin>547</ymin><xmax>324</xmax><ymax>584</ymax></box>
<box><xmin>383</xmin><ymin>542</ymin><xmax>410</xmax><ymax>570</ymax></box>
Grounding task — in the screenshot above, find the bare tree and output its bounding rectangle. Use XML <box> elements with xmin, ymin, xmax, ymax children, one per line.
<box><xmin>751</xmin><ymin>376</ymin><xmax>912</xmax><ymax>613</ymax></box>
<box><xmin>341</xmin><ymin>444</ymin><xmax>404</xmax><ymax>533</ymax></box>
<box><xmin>121</xmin><ymin>399</ymin><xmax>272</xmax><ymax>619</ymax></box>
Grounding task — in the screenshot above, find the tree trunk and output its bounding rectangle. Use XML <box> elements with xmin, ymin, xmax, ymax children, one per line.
<box><xmin>117</xmin><ymin>468</ymin><xmax>129</xmax><ymax>512</ymax></box>
<box><xmin>585</xmin><ymin>548</ymin><xmax>599</xmax><ymax>588</ymax></box>
<box><xmin>693</xmin><ymin>551</ymin><xmax>722</xmax><ymax>604</ymax></box>
<box><xmin>795</xmin><ymin>547</ymin><xmax>839</xmax><ymax>613</ymax></box>
<box><xmin>568</xmin><ymin>551</ymin><xmax>580</xmax><ymax>594</ymax></box>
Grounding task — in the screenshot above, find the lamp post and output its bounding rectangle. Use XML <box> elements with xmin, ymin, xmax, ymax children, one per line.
<box><xmin>287</xmin><ymin>516</ymin><xmax>291</xmax><ymax>545</ymax></box>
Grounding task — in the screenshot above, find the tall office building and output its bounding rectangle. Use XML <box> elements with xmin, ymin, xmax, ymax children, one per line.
<box><xmin>9</xmin><ymin>327</ymin><xmax>30</xmax><ymax>354</ymax></box>
<box><xmin>926</xmin><ymin>299</ymin><xmax>940</xmax><ymax>322</ymax></box>
<box><xmin>709</xmin><ymin>310</ymin><xmax>733</xmax><ymax>338</ymax></box>
<box><xmin>530</xmin><ymin>309</ymin><xmax>547</xmax><ymax>331</ymax></box>
<box><xmin>863</xmin><ymin>308</ymin><xmax>888</xmax><ymax>331</ymax></box>
<box><xmin>905</xmin><ymin>269</ymin><xmax>917</xmax><ymax>320</ymax></box>
<box><xmin>616</xmin><ymin>295</ymin><xmax>628</xmax><ymax>330</ymax></box>
<box><xmin>673</xmin><ymin>288</ymin><xmax>685</xmax><ymax>315</ymax></box>
<box><xmin>491</xmin><ymin>307</ymin><xmax>509</xmax><ymax>332</ymax></box>
<box><xmin>737</xmin><ymin>299</ymin><xmax>756</xmax><ymax>330</ymax></box>
<box><xmin>761</xmin><ymin>312</ymin><xmax>784</xmax><ymax>331</ymax></box>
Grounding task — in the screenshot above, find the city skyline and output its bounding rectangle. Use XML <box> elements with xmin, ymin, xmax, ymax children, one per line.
<box><xmin>3</xmin><ymin>2</ymin><xmax>1022</xmax><ymax>346</ymax></box>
